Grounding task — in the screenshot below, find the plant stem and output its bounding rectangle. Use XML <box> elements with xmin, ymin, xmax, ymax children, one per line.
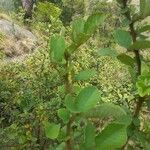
<box><xmin>64</xmin><ymin>53</ymin><xmax>73</xmax><ymax>150</ymax></box>
<box><xmin>121</xmin><ymin>0</ymin><xmax>145</xmax><ymax>148</ymax></box>
<box><xmin>66</xmin><ymin>122</ymin><xmax>72</xmax><ymax>150</ymax></box>
<box><xmin>129</xmin><ymin>23</ymin><xmax>144</xmax><ymax>119</ymax></box>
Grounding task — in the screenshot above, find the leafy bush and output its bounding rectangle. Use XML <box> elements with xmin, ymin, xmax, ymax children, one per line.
<box><xmin>45</xmin><ymin>12</ymin><xmax>132</xmax><ymax>150</ymax></box>
<box><xmin>35</xmin><ymin>2</ymin><xmax>61</xmax><ymax>22</ymax></box>
<box><xmin>0</xmin><ymin>0</ymin><xmax>150</xmax><ymax>149</ymax></box>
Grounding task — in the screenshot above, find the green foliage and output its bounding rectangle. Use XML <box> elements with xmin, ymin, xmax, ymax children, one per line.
<box><xmin>75</xmin><ymin>86</ymin><xmax>101</xmax><ymax>112</ymax></box>
<box><xmin>60</xmin><ymin>0</ymin><xmax>85</xmax><ymax>26</ymax></box>
<box><xmin>95</xmin><ymin>123</ymin><xmax>127</xmax><ymax>150</ymax></box>
<box><xmin>75</xmin><ymin>69</ymin><xmax>96</xmax><ymax>81</ymax></box>
<box><xmin>129</xmin><ymin>40</ymin><xmax>150</xmax><ymax>50</ymax></box>
<box><xmin>114</xmin><ymin>30</ymin><xmax>132</xmax><ymax>48</ymax></box>
<box><xmin>70</xmin><ymin>13</ymin><xmax>106</xmax><ymax>50</ymax></box>
<box><xmin>65</xmin><ymin>86</ymin><xmax>101</xmax><ymax>113</ymax></box>
<box><xmin>97</xmin><ymin>0</ymin><xmax>150</xmax><ymax>149</ymax></box>
<box><xmin>36</xmin><ymin>2</ymin><xmax>61</xmax><ymax>22</ymax></box>
<box><xmin>72</xmin><ymin>18</ymin><xmax>85</xmax><ymax>43</ymax></box>
<box><xmin>136</xmin><ymin>71</ymin><xmax>150</xmax><ymax>97</ymax></box>
<box><xmin>83</xmin><ymin>123</ymin><xmax>96</xmax><ymax>149</ymax></box>
<box><xmin>1</xmin><ymin>1</ymin><xmax>150</xmax><ymax>149</ymax></box>
<box><xmin>140</xmin><ymin>0</ymin><xmax>150</xmax><ymax>18</ymax></box>
<box><xmin>85</xmin><ymin>103</ymin><xmax>127</xmax><ymax>120</ymax></box>
<box><xmin>117</xmin><ymin>54</ymin><xmax>135</xmax><ymax>68</ymax></box>
<box><xmin>98</xmin><ymin>48</ymin><xmax>118</xmax><ymax>58</ymax></box>
<box><xmin>137</xmin><ymin>25</ymin><xmax>150</xmax><ymax>33</ymax></box>
<box><xmin>50</xmin><ymin>34</ymin><xmax>66</xmax><ymax>62</ymax></box>
<box><xmin>44</xmin><ymin>121</ymin><xmax>60</xmax><ymax>139</ymax></box>
<box><xmin>84</xmin><ymin>13</ymin><xmax>106</xmax><ymax>36</ymax></box>
<box><xmin>58</xmin><ymin>108</ymin><xmax>70</xmax><ymax>123</ymax></box>
<box><xmin>48</xmin><ymin>10</ymin><xmax>129</xmax><ymax>149</ymax></box>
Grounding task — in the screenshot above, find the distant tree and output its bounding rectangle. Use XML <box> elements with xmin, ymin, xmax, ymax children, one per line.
<box><xmin>60</xmin><ymin>0</ymin><xmax>84</xmax><ymax>26</ymax></box>
<box><xmin>0</xmin><ymin>0</ymin><xmax>15</xmax><ymax>12</ymax></box>
<box><xmin>21</xmin><ymin>0</ymin><xmax>36</xmax><ymax>19</ymax></box>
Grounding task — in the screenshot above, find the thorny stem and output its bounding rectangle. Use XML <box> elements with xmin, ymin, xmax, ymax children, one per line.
<box><xmin>121</xmin><ymin>0</ymin><xmax>145</xmax><ymax>148</ymax></box>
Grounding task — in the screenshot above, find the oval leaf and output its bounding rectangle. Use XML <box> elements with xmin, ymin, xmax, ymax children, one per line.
<box><xmin>72</xmin><ymin>18</ymin><xmax>85</xmax><ymax>43</ymax></box>
<box><xmin>83</xmin><ymin>123</ymin><xmax>96</xmax><ymax>149</ymax></box>
<box><xmin>129</xmin><ymin>40</ymin><xmax>150</xmax><ymax>50</ymax></box>
<box><xmin>114</xmin><ymin>30</ymin><xmax>132</xmax><ymax>48</ymax></box>
<box><xmin>85</xmin><ymin>103</ymin><xmax>126</xmax><ymax>119</ymax></box>
<box><xmin>117</xmin><ymin>53</ymin><xmax>135</xmax><ymax>67</ymax></box>
<box><xmin>58</xmin><ymin>108</ymin><xmax>70</xmax><ymax>124</ymax></box>
<box><xmin>43</xmin><ymin>121</ymin><xmax>60</xmax><ymax>140</ymax></box>
<box><xmin>98</xmin><ymin>48</ymin><xmax>118</xmax><ymax>58</ymax></box>
<box><xmin>50</xmin><ymin>34</ymin><xmax>66</xmax><ymax>62</ymax></box>
<box><xmin>65</xmin><ymin>94</ymin><xmax>77</xmax><ymax>113</ymax></box>
<box><xmin>75</xmin><ymin>69</ymin><xmax>96</xmax><ymax>81</ymax></box>
<box><xmin>140</xmin><ymin>0</ymin><xmax>150</xmax><ymax>18</ymax></box>
<box><xmin>96</xmin><ymin>123</ymin><xmax>127</xmax><ymax>150</ymax></box>
<box><xmin>137</xmin><ymin>25</ymin><xmax>150</xmax><ymax>33</ymax></box>
<box><xmin>84</xmin><ymin>13</ymin><xmax>106</xmax><ymax>35</ymax></box>
<box><xmin>76</xmin><ymin>86</ymin><xmax>101</xmax><ymax>112</ymax></box>
<box><xmin>136</xmin><ymin>72</ymin><xmax>150</xmax><ymax>97</ymax></box>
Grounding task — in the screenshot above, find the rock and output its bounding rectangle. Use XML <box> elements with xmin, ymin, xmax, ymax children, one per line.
<box><xmin>0</xmin><ymin>19</ymin><xmax>37</xmax><ymax>41</ymax></box>
<box><xmin>0</xmin><ymin>19</ymin><xmax>37</xmax><ymax>58</ymax></box>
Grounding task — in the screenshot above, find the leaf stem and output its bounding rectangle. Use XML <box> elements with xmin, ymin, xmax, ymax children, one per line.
<box><xmin>121</xmin><ymin>0</ymin><xmax>145</xmax><ymax>148</ymax></box>
<box><xmin>64</xmin><ymin>52</ymin><xmax>73</xmax><ymax>150</ymax></box>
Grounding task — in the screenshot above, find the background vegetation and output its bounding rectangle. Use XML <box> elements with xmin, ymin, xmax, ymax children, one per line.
<box><xmin>0</xmin><ymin>0</ymin><xmax>150</xmax><ymax>150</ymax></box>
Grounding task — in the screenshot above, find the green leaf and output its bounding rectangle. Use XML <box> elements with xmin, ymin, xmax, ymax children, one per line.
<box><xmin>67</xmin><ymin>43</ymin><xmax>78</xmax><ymax>53</ymax></box>
<box><xmin>84</xmin><ymin>13</ymin><xmax>106</xmax><ymax>36</ymax></box>
<box><xmin>97</xmin><ymin>48</ymin><xmax>118</xmax><ymax>58</ymax></box>
<box><xmin>133</xmin><ymin>117</ymin><xmax>140</xmax><ymax>127</ymax></box>
<box><xmin>72</xmin><ymin>18</ymin><xmax>85</xmax><ymax>43</ymax></box>
<box><xmin>55</xmin><ymin>142</ymin><xmax>66</xmax><ymax>150</ymax></box>
<box><xmin>114</xmin><ymin>115</ymin><xmax>132</xmax><ymax>126</ymax></box>
<box><xmin>114</xmin><ymin>30</ymin><xmax>132</xmax><ymax>48</ymax></box>
<box><xmin>67</xmin><ymin>14</ymin><xmax>106</xmax><ymax>53</ymax></box>
<box><xmin>95</xmin><ymin>123</ymin><xmax>127</xmax><ymax>150</ymax></box>
<box><xmin>65</xmin><ymin>87</ymin><xmax>101</xmax><ymax>113</ymax></box>
<box><xmin>121</xmin><ymin>18</ymin><xmax>132</xmax><ymax>27</ymax></box>
<box><xmin>143</xmin><ymin>141</ymin><xmax>150</xmax><ymax>150</ymax></box>
<box><xmin>43</xmin><ymin>121</ymin><xmax>60</xmax><ymax>139</ymax></box>
<box><xmin>57</xmin><ymin>127</ymin><xmax>67</xmax><ymax>141</ymax></box>
<box><xmin>50</xmin><ymin>34</ymin><xmax>66</xmax><ymax>62</ymax></box>
<box><xmin>117</xmin><ymin>54</ymin><xmax>135</xmax><ymax>67</ymax></box>
<box><xmin>65</xmin><ymin>94</ymin><xmax>77</xmax><ymax>113</ymax></box>
<box><xmin>140</xmin><ymin>0</ymin><xmax>146</xmax><ymax>15</ymax></box>
<box><xmin>57</xmin><ymin>108</ymin><xmax>70</xmax><ymax>124</ymax></box>
<box><xmin>67</xmin><ymin>35</ymin><xmax>87</xmax><ymax>53</ymax></box>
<box><xmin>76</xmin><ymin>86</ymin><xmax>101</xmax><ymax>112</ymax></box>
<box><xmin>88</xmin><ymin>103</ymin><xmax>126</xmax><ymax>118</ymax></box>
<box><xmin>137</xmin><ymin>25</ymin><xmax>150</xmax><ymax>33</ymax></box>
<box><xmin>136</xmin><ymin>71</ymin><xmax>150</xmax><ymax>97</ymax></box>
<box><xmin>140</xmin><ymin>0</ymin><xmax>150</xmax><ymax>18</ymax></box>
<box><xmin>85</xmin><ymin>103</ymin><xmax>126</xmax><ymax>120</ymax></box>
<box><xmin>75</xmin><ymin>69</ymin><xmax>96</xmax><ymax>81</ymax></box>
<box><xmin>83</xmin><ymin>123</ymin><xmax>96</xmax><ymax>149</ymax></box>
<box><xmin>128</xmin><ymin>66</ymin><xmax>137</xmax><ymax>84</ymax></box>
<box><xmin>129</xmin><ymin>40</ymin><xmax>150</xmax><ymax>50</ymax></box>
<box><xmin>139</xmin><ymin>34</ymin><xmax>149</xmax><ymax>41</ymax></box>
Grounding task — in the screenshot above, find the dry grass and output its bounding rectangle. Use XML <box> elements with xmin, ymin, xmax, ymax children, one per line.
<box><xmin>0</xmin><ymin>13</ymin><xmax>12</xmax><ymax>21</ymax></box>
